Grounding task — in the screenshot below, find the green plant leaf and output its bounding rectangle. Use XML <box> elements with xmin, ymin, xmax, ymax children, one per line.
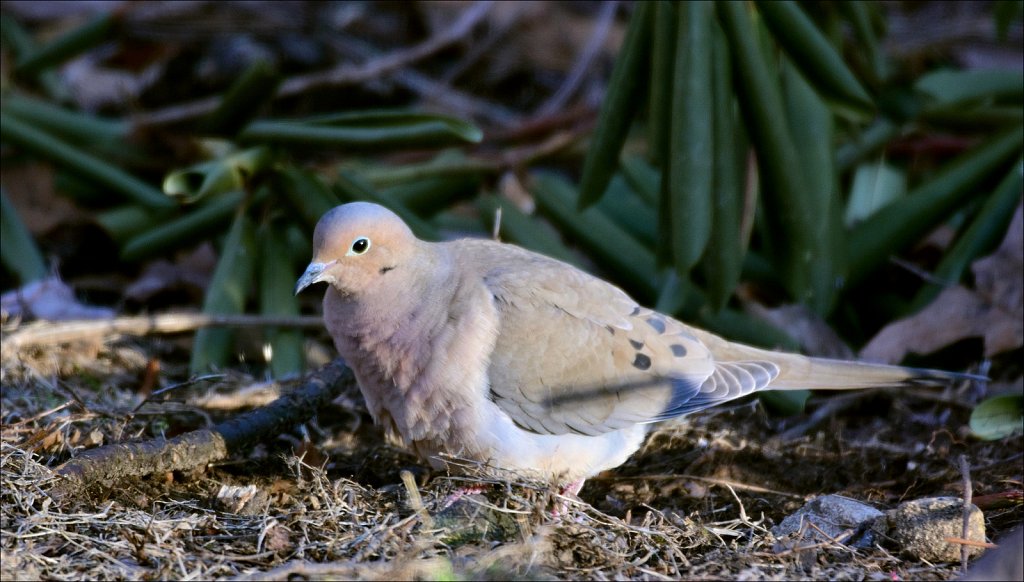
<box><xmin>699</xmin><ymin>24</ymin><xmax>745</xmax><ymax>312</ymax></box>
<box><xmin>276</xmin><ymin>167</ymin><xmax>342</xmax><ymax>232</ymax></box>
<box><xmin>757</xmin><ymin>0</ymin><xmax>874</xmax><ymax>115</ymax></box>
<box><xmin>532</xmin><ymin>172</ymin><xmax>659</xmax><ymax>300</ymax></box>
<box><xmin>259</xmin><ymin>220</ymin><xmax>305</xmax><ymax>379</ymax></box>
<box><xmin>916</xmin><ymin>69</ymin><xmax>1024</xmax><ymax>106</ymax></box>
<box><xmin>191</xmin><ymin>208</ymin><xmax>258</xmax><ymax>373</ymax></box>
<box><xmin>848</xmin><ymin>126</ymin><xmax>1023</xmax><ymax>284</ymax></box>
<box><xmin>970</xmin><ymin>393</ymin><xmax>1024</xmax><ymax>440</ymax></box>
<box><xmin>667</xmin><ymin>1</ymin><xmax>714</xmax><ymax>273</ymax></box>
<box><xmin>163</xmin><ymin>146</ymin><xmax>273</xmax><ymax>203</ymax></box>
<box><xmin>845</xmin><ymin>162</ymin><xmax>907</xmax><ymax>227</ymax></box>
<box><xmin>647</xmin><ymin>0</ymin><xmax>678</xmax><ymax>166</ymax></box>
<box><xmin>0</xmin><ymin>113</ymin><xmax>174</xmax><ymax>209</ymax></box>
<box><xmin>578</xmin><ymin>1</ymin><xmax>653</xmax><ymax>208</ymax></box>
<box><xmin>202</xmin><ymin>60</ymin><xmax>282</xmax><ymax>136</ymax></box>
<box><xmin>0</xmin><ymin>188</ymin><xmax>48</xmax><ymax>283</ymax></box>
<box><xmin>782</xmin><ymin>58</ymin><xmax>842</xmax><ymax>314</ymax></box>
<box><xmin>240</xmin><ymin>111</ymin><xmax>482</xmax><ymax>149</ymax></box>
<box><xmin>718</xmin><ymin>1</ymin><xmax>819</xmax><ymax>306</ymax></box>
<box><xmin>911</xmin><ymin>159</ymin><xmax>1023</xmax><ymax>311</ymax></box>
<box><xmin>121</xmin><ymin>190</ymin><xmax>250</xmax><ymax>262</ymax></box>
<box><xmin>15</xmin><ymin>13</ymin><xmax>116</xmax><ymax>75</ymax></box>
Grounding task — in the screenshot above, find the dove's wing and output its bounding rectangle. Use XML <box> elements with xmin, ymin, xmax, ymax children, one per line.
<box><xmin>458</xmin><ymin>241</ymin><xmax>779</xmax><ymax>436</ymax></box>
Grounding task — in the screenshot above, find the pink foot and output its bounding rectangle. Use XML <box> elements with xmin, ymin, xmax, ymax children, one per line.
<box><xmin>440</xmin><ymin>484</ymin><xmax>489</xmax><ymax>509</ymax></box>
<box><xmin>552</xmin><ymin>478</ymin><xmax>586</xmax><ymax>516</ymax></box>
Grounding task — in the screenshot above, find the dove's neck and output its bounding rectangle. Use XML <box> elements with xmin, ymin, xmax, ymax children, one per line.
<box><xmin>325</xmin><ymin>242</ymin><xmax>457</xmax><ymax>387</ymax></box>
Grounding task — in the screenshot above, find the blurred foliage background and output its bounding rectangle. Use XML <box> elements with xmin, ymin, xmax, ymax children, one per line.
<box><xmin>1</xmin><ymin>1</ymin><xmax>1022</xmax><ymax>397</ymax></box>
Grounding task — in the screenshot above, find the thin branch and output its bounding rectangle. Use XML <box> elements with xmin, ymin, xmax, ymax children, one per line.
<box><xmin>131</xmin><ymin>2</ymin><xmax>496</xmax><ymax>129</ymax></box>
<box><xmin>280</xmin><ymin>1</ymin><xmax>495</xmax><ymax>97</ymax></box>
<box><xmin>4</xmin><ymin>312</ymin><xmax>322</xmax><ymax>351</ymax></box>
<box><xmin>959</xmin><ymin>454</ymin><xmax>973</xmax><ymax>573</ymax></box>
<box><xmin>591</xmin><ymin>473</ymin><xmax>805</xmax><ymax>500</ymax></box>
<box><xmin>535</xmin><ymin>0</ymin><xmax>618</xmax><ymax>117</ymax></box>
<box><xmin>51</xmin><ymin>359</ymin><xmax>354</xmax><ymax>500</ymax></box>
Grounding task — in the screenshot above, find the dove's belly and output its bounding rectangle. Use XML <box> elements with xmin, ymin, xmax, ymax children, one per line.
<box><xmin>405</xmin><ymin>397</ymin><xmax>649</xmax><ymax>483</ymax></box>
<box><xmin>469</xmin><ymin>400</ymin><xmax>650</xmax><ymax>482</ymax></box>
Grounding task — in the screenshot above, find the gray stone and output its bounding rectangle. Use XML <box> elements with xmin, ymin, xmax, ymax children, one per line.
<box><xmin>876</xmin><ymin>496</ymin><xmax>986</xmax><ymax>563</ymax></box>
<box><xmin>772</xmin><ymin>494</ymin><xmax>884</xmax><ymax>547</ymax></box>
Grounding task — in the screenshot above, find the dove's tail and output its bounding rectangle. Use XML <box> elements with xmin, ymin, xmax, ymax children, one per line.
<box><xmin>765</xmin><ymin>353</ymin><xmax>986</xmax><ymax>391</ymax></box>
<box><xmin>686</xmin><ymin>327</ymin><xmax>985</xmax><ymax>391</ymax></box>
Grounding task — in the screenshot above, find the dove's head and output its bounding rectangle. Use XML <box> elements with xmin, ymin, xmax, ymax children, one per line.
<box><xmin>295</xmin><ymin>202</ymin><xmax>420</xmax><ymax>298</ymax></box>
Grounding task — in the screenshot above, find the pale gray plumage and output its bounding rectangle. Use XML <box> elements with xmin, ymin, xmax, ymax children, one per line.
<box><xmin>296</xmin><ymin>202</ymin><xmax>977</xmax><ymax>487</ymax></box>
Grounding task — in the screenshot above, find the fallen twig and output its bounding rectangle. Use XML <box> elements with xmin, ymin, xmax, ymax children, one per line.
<box><xmin>944</xmin><ymin>537</ymin><xmax>998</xmax><ymax>549</ymax></box>
<box><xmin>591</xmin><ymin>473</ymin><xmax>805</xmax><ymax>500</ymax></box>
<box><xmin>132</xmin><ymin>2</ymin><xmax>497</xmax><ymax>128</ymax></box>
<box><xmin>51</xmin><ymin>359</ymin><xmax>354</xmax><ymax>500</ymax></box>
<box><xmin>4</xmin><ymin>312</ymin><xmax>322</xmax><ymax>352</ymax></box>
<box><xmin>959</xmin><ymin>454</ymin><xmax>973</xmax><ymax>573</ymax></box>
<box><xmin>535</xmin><ymin>0</ymin><xmax>618</xmax><ymax>117</ymax></box>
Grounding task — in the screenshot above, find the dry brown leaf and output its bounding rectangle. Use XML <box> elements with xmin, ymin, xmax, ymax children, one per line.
<box><xmin>861</xmin><ymin>203</ymin><xmax>1024</xmax><ymax>363</ymax></box>
<box><xmin>741</xmin><ymin>300</ymin><xmax>854</xmax><ymax>359</ymax></box>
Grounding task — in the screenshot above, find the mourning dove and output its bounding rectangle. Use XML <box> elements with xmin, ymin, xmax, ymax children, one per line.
<box><xmin>296</xmin><ymin>202</ymin><xmax>977</xmax><ymax>492</ymax></box>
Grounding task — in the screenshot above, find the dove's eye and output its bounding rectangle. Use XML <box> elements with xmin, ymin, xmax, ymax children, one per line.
<box><xmin>348</xmin><ymin>237</ymin><xmax>371</xmax><ymax>255</ymax></box>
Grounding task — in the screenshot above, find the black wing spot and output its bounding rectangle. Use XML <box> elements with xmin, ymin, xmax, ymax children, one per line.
<box><xmin>632</xmin><ymin>353</ymin><xmax>652</xmax><ymax>370</ymax></box>
<box><xmin>670</xmin><ymin>344</ymin><xmax>687</xmax><ymax>357</ymax></box>
<box><xmin>629</xmin><ymin>338</ymin><xmax>644</xmax><ymax>350</ymax></box>
<box><xmin>646</xmin><ymin>317</ymin><xmax>666</xmax><ymax>334</ymax></box>
<box><xmin>630</xmin><ymin>306</ymin><xmax>641</xmax><ymax>316</ymax></box>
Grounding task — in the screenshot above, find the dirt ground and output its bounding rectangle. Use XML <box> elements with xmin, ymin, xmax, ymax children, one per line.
<box><xmin>1</xmin><ymin>330</ymin><xmax>1020</xmax><ymax>580</ymax></box>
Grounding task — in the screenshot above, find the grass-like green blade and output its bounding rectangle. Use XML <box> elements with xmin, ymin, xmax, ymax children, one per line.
<box><xmin>758</xmin><ymin>0</ymin><xmax>874</xmax><ymax>113</ymax></box>
<box><xmin>532</xmin><ymin>172</ymin><xmax>658</xmax><ymax>300</ymax></box>
<box><xmin>163</xmin><ymin>147</ymin><xmax>273</xmax><ymax>203</ymax></box>
<box><xmin>15</xmin><ymin>13</ymin><xmax>116</xmax><ymax>75</ymax></box>
<box><xmin>0</xmin><ymin>188</ymin><xmax>48</xmax><ymax>283</ymax></box>
<box><xmin>0</xmin><ymin>113</ymin><xmax>174</xmax><ymax>209</ymax></box>
<box><xmin>668</xmin><ymin>1</ymin><xmax>714</xmax><ymax>274</ymax></box>
<box><xmin>121</xmin><ymin>191</ymin><xmax>246</xmax><ymax>262</ymax></box>
<box><xmin>190</xmin><ymin>209</ymin><xmax>258</xmax><ymax>373</ymax></box>
<box><xmin>835</xmin><ymin>118</ymin><xmax>898</xmax><ymax>172</ymax></box>
<box><xmin>782</xmin><ymin>59</ymin><xmax>842</xmax><ymax>315</ymax></box>
<box><xmin>1</xmin><ymin>93</ymin><xmax>126</xmax><ymax>144</ymax></box>
<box><xmin>838</xmin><ymin>1</ymin><xmax>888</xmax><ymax>85</ymax></box>
<box><xmin>848</xmin><ymin>126</ymin><xmax>1023</xmax><ymax>284</ymax></box>
<box><xmin>0</xmin><ymin>15</ymin><xmax>67</xmax><ymax>101</ymax></box>
<box><xmin>360</xmin><ymin>150</ymin><xmax>492</xmax><ymax>189</ymax></box>
<box><xmin>620</xmin><ymin>155</ymin><xmax>661</xmax><ymax>207</ymax></box>
<box><xmin>647</xmin><ymin>0</ymin><xmax>678</xmax><ymax>167</ymax></box>
<box><xmin>718</xmin><ymin>1</ymin><xmax>818</xmax><ymax>305</ymax></box>
<box><xmin>910</xmin><ymin>159</ymin><xmax>1023</xmax><ymax>312</ymax></box>
<box><xmin>700</xmin><ymin>25</ymin><xmax>744</xmax><ymax>312</ymax></box>
<box><xmin>96</xmin><ymin>205</ymin><xmax>171</xmax><ymax>245</ymax></box>
<box><xmin>916</xmin><ymin>69</ymin><xmax>1024</xmax><ymax>106</ymax></box>
<box><xmin>276</xmin><ymin>167</ymin><xmax>342</xmax><ymax>232</ymax></box>
<box><xmin>202</xmin><ymin>60</ymin><xmax>282</xmax><ymax>136</ymax></box>
<box><xmin>595</xmin><ymin>174</ymin><xmax>658</xmax><ymax>247</ymax></box>
<box><xmin>577</xmin><ymin>1</ymin><xmax>653</xmax><ymax>208</ymax></box>
<box><xmin>259</xmin><ymin>220</ymin><xmax>305</xmax><ymax>379</ymax></box>
<box><xmin>241</xmin><ymin>111</ymin><xmax>482</xmax><ymax>149</ymax></box>
<box><xmin>381</xmin><ymin>174</ymin><xmax>481</xmax><ymax>217</ymax></box>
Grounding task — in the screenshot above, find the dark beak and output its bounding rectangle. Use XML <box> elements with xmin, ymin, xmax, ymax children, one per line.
<box><xmin>295</xmin><ymin>262</ymin><xmax>327</xmax><ymax>295</ymax></box>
